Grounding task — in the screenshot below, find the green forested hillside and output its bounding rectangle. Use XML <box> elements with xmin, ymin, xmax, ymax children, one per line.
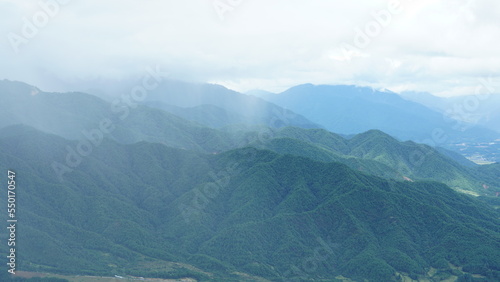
<box><xmin>242</xmin><ymin>127</ymin><xmax>499</xmax><ymax>197</ymax></box>
<box><xmin>1</xmin><ymin>80</ymin><xmax>499</xmax><ymax>281</ymax></box>
<box><xmin>1</xmin><ymin>80</ymin><xmax>496</xmax><ymax>198</ymax></box>
<box><xmin>1</xmin><ymin>126</ymin><xmax>499</xmax><ymax>281</ymax></box>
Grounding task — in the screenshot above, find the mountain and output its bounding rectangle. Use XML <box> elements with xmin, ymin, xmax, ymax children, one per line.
<box><xmin>143</xmin><ymin>102</ymin><xmax>250</xmax><ymax>128</ymax></box>
<box><xmin>1</xmin><ymin>125</ymin><xmax>499</xmax><ymax>281</ymax></box>
<box><xmin>240</xmin><ymin>127</ymin><xmax>498</xmax><ymax>197</ymax></box>
<box><xmin>399</xmin><ymin>91</ymin><xmax>449</xmax><ymax>112</ymax></box>
<box><xmin>345</xmin><ymin>130</ymin><xmax>495</xmax><ymax>195</ymax></box>
<box><xmin>2</xmin><ymin>80</ymin><xmax>500</xmax><ymax>281</ymax></box>
<box><xmin>435</xmin><ymin>146</ymin><xmax>479</xmax><ymax>168</ymax></box>
<box><xmin>399</xmin><ymin>91</ymin><xmax>500</xmax><ymax>163</ymax></box>
<box><xmin>258</xmin><ymin>84</ymin><xmax>499</xmax><ymax>144</ymax></box>
<box><xmin>66</xmin><ymin>78</ymin><xmax>320</xmax><ymax>129</ymax></box>
<box><xmin>244</xmin><ymin>89</ymin><xmax>276</xmax><ymax>99</ymax></box>
<box><xmin>400</xmin><ymin>91</ymin><xmax>500</xmax><ymax>134</ymax></box>
<box><xmin>0</xmin><ymin>80</ymin><xmax>244</xmax><ymax>153</ymax></box>
<box><xmin>0</xmin><ymin>79</ymin><xmax>319</xmax><ymax>147</ymax></box>
<box><xmin>142</xmin><ymin>80</ymin><xmax>320</xmax><ymax>129</ymax></box>
<box><xmin>1</xmin><ymin>79</ymin><xmax>496</xmax><ymax>197</ymax></box>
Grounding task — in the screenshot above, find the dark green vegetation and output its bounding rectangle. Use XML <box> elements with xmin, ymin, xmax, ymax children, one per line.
<box><xmin>226</xmin><ymin>126</ymin><xmax>499</xmax><ymax>197</ymax></box>
<box><xmin>1</xmin><ymin>80</ymin><xmax>499</xmax><ymax>281</ymax></box>
<box><xmin>4</xmin><ymin>80</ymin><xmax>497</xmax><ymax>197</ymax></box>
<box><xmin>1</xmin><ymin>126</ymin><xmax>499</xmax><ymax>281</ymax></box>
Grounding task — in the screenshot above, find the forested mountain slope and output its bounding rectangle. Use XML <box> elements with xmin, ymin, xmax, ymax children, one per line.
<box><xmin>1</xmin><ymin>125</ymin><xmax>499</xmax><ymax>281</ymax></box>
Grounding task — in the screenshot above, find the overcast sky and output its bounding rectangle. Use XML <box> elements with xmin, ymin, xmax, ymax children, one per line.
<box><xmin>1</xmin><ymin>0</ymin><xmax>499</xmax><ymax>96</ymax></box>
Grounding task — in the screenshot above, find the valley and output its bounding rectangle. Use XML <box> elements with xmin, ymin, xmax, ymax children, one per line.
<box><xmin>445</xmin><ymin>140</ymin><xmax>500</xmax><ymax>164</ymax></box>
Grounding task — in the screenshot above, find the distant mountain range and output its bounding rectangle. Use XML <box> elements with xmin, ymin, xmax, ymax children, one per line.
<box><xmin>400</xmin><ymin>91</ymin><xmax>500</xmax><ymax>134</ymax></box>
<box><xmin>1</xmin><ymin>80</ymin><xmax>497</xmax><ymax>197</ymax></box>
<box><xmin>252</xmin><ymin>84</ymin><xmax>499</xmax><ymax>144</ymax></box>
<box><xmin>0</xmin><ymin>80</ymin><xmax>317</xmax><ymax>153</ymax></box>
<box><xmin>1</xmin><ymin>79</ymin><xmax>499</xmax><ymax>281</ymax></box>
<box><xmin>59</xmin><ymin>78</ymin><xmax>320</xmax><ymax>130</ymax></box>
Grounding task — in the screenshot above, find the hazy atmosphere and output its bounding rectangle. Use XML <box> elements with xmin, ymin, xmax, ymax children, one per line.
<box><xmin>1</xmin><ymin>1</ymin><xmax>500</xmax><ymax>281</ymax></box>
<box><xmin>2</xmin><ymin>0</ymin><xmax>500</xmax><ymax>95</ymax></box>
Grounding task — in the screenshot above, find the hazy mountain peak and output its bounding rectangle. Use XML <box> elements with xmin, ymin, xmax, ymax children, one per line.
<box><xmin>349</xmin><ymin>129</ymin><xmax>401</xmax><ymax>145</ymax></box>
<box><xmin>0</xmin><ymin>79</ymin><xmax>41</xmax><ymax>96</ymax></box>
<box><xmin>0</xmin><ymin>123</ymin><xmax>42</xmax><ymax>138</ymax></box>
<box><xmin>280</xmin><ymin>83</ymin><xmax>390</xmax><ymax>98</ymax></box>
<box><xmin>245</xmin><ymin>89</ymin><xmax>276</xmax><ymax>98</ymax></box>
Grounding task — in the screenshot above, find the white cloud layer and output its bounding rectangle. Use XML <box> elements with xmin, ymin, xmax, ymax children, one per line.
<box><xmin>1</xmin><ymin>0</ymin><xmax>499</xmax><ymax>96</ymax></box>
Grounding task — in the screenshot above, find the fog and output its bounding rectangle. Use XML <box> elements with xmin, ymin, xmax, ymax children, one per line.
<box><xmin>1</xmin><ymin>0</ymin><xmax>499</xmax><ymax>96</ymax></box>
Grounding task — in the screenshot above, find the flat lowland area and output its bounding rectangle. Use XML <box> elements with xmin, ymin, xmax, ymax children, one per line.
<box><xmin>13</xmin><ymin>271</ymin><xmax>197</xmax><ymax>282</ymax></box>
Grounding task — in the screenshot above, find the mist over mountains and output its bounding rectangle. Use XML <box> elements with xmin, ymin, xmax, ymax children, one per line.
<box><xmin>3</xmin><ymin>0</ymin><xmax>500</xmax><ymax>280</ymax></box>
<box><xmin>1</xmin><ymin>78</ymin><xmax>500</xmax><ymax>281</ymax></box>
<box><xmin>400</xmin><ymin>90</ymin><xmax>500</xmax><ymax>134</ymax></box>
<box><xmin>252</xmin><ymin>84</ymin><xmax>499</xmax><ymax>143</ymax></box>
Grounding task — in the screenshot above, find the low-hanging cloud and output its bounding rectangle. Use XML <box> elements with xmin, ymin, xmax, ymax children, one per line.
<box><xmin>1</xmin><ymin>0</ymin><xmax>499</xmax><ymax>96</ymax></box>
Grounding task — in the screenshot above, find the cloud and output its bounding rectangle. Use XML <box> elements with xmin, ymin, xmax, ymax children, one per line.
<box><xmin>1</xmin><ymin>0</ymin><xmax>499</xmax><ymax>96</ymax></box>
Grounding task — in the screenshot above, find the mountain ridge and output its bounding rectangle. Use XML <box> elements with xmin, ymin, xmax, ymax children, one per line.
<box><xmin>257</xmin><ymin>83</ymin><xmax>499</xmax><ymax>144</ymax></box>
<box><xmin>1</xmin><ymin>125</ymin><xmax>499</xmax><ymax>281</ymax></box>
